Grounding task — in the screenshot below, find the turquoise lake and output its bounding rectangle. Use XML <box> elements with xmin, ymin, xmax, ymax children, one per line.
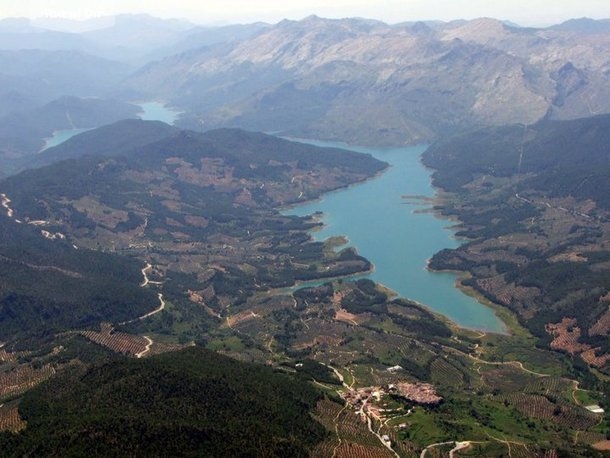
<box><xmin>138</xmin><ymin>101</ymin><xmax>180</xmax><ymax>124</ymax></box>
<box><xmin>42</xmin><ymin>128</ymin><xmax>92</xmax><ymax>150</ymax></box>
<box><xmin>41</xmin><ymin>102</ymin><xmax>179</xmax><ymax>150</ymax></box>
<box><xmin>283</xmin><ymin>140</ymin><xmax>506</xmax><ymax>333</ymax></box>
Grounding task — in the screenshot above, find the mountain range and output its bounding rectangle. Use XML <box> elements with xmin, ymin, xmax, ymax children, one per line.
<box><xmin>1</xmin><ymin>15</ymin><xmax>609</xmax><ymax>151</ymax></box>
<box><xmin>0</xmin><ymin>14</ymin><xmax>267</xmax><ymax>64</ymax></box>
<box><xmin>0</xmin><ymin>13</ymin><xmax>609</xmax><ymax>456</ymax></box>
<box><xmin>120</xmin><ymin>16</ymin><xmax>610</xmax><ymax>145</ymax></box>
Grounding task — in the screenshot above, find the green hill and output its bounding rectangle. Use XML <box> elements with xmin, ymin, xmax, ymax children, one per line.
<box><xmin>0</xmin><ymin>347</ymin><xmax>328</xmax><ymax>457</ymax></box>
<box><xmin>423</xmin><ymin>114</ymin><xmax>610</xmax><ymax>373</ymax></box>
<box><xmin>424</xmin><ymin>113</ymin><xmax>610</xmax><ymax>210</ymax></box>
<box><xmin>0</xmin><ymin>126</ymin><xmax>385</xmax><ymax>343</ymax></box>
<box><xmin>27</xmin><ymin>119</ymin><xmax>179</xmax><ymax>170</ymax></box>
<box><xmin>0</xmin><ymin>216</ymin><xmax>157</xmax><ymax>342</ymax></box>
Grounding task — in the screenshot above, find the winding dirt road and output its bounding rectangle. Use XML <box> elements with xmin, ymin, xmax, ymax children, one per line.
<box><xmin>135</xmin><ymin>336</ymin><xmax>154</xmax><ymax>358</ymax></box>
<box><xmin>136</xmin><ymin>293</ymin><xmax>166</xmax><ymax>321</ymax></box>
<box><xmin>420</xmin><ymin>441</ymin><xmax>454</xmax><ymax>458</ymax></box>
<box><xmin>140</xmin><ymin>263</ymin><xmax>153</xmax><ymax>287</ymax></box>
<box><xmin>1</xmin><ymin>193</ymin><xmax>14</xmax><ymax>219</ymax></box>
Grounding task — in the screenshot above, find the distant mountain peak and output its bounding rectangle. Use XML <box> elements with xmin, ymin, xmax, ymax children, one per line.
<box><xmin>551</xmin><ymin>17</ymin><xmax>610</xmax><ymax>34</ymax></box>
<box><xmin>302</xmin><ymin>14</ymin><xmax>322</xmax><ymax>22</ymax></box>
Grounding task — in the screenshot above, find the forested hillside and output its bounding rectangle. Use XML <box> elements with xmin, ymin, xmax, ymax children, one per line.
<box><xmin>0</xmin><ymin>347</ymin><xmax>328</xmax><ymax>457</ymax></box>
<box><xmin>0</xmin><ymin>126</ymin><xmax>385</xmax><ymax>344</ymax></box>
<box><xmin>0</xmin><ymin>216</ymin><xmax>157</xmax><ymax>342</ymax></box>
<box><xmin>0</xmin><ymin>97</ymin><xmax>141</xmax><ymax>174</ymax></box>
<box><xmin>27</xmin><ymin>119</ymin><xmax>178</xmax><ymax>169</ymax></box>
<box><xmin>425</xmin><ymin>113</ymin><xmax>610</xmax><ymax>209</ymax></box>
<box><xmin>423</xmin><ymin>114</ymin><xmax>610</xmax><ymax>374</ymax></box>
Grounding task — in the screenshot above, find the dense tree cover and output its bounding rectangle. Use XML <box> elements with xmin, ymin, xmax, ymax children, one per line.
<box><xmin>341</xmin><ymin>279</ymin><xmax>389</xmax><ymax>314</ymax></box>
<box><xmin>0</xmin><ymin>347</ymin><xmax>327</xmax><ymax>457</ymax></box>
<box><xmin>424</xmin><ymin>114</ymin><xmax>610</xmax><ymax>209</ymax></box>
<box><xmin>293</xmin><ymin>358</ymin><xmax>341</xmax><ymax>385</ymax></box>
<box><xmin>387</xmin><ymin>302</ymin><xmax>453</xmax><ymax>339</ymax></box>
<box><xmin>424</xmin><ymin>113</ymin><xmax>610</xmax><ymax>374</ymax></box>
<box><xmin>197</xmin><ymin>128</ymin><xmax>388</xmax><ymax>176</ymax></box>
<box><xmin>0</xmin><ymin>216</ymin><xmax>157</xmax><ymax>342</ymax></box>
<box><xmin>1</xmin><ymin>124</ymin><xmax>386</xmax><ymax>221</ymax></box>
<box><xmin>0</xmin><ymin>127</ymin><xmax>383</xmax><ymax>334</ymax></box>
<box><xmin>23</xmin><ymin>121</ymin><xmax>386</xmax><ymax>178</ymax></box>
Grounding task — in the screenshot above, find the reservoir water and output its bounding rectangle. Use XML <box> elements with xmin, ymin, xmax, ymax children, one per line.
<box><xmin>41</xmin><ymin>102</ymin><xmax>179</xmax><ymax>150</ymax></box>
<box><xmin>138</xmin><ymin>101</ymin><xmax>180</xmax><ymax>124</ymax></box>
<box><xmin>42</xmin><ymin>128</ymin><xmax>92</xmax><ymax>150</ymax></box>
<box><xmin>283</xmin><ymin>140</ymin><xmax>506</xmax><ymax>333</ymax></box>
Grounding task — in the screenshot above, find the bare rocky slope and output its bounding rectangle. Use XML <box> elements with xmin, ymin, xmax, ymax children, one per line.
<box><xmin>121</xmin><ymin>16</ymin><xmax>610</xmax><ymax>146</ymax></box>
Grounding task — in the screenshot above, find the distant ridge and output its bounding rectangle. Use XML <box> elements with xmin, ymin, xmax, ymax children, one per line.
<box><xmin>120</xmin><ymin>16</ymin><xmax>610</xmax><ymax>146</ymax></box>
<box><xmin>28</xmin><ymin>119</ymin><xmax>179</xmax><ymax>169</ymax></box>
<box><xmin>551</xmin><ymin>17</ymin><xmax>610</xmax><ymax>34</ymax></box>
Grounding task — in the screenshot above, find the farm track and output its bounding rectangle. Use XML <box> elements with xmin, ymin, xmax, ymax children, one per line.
<box><xmin>119</xmin><ymin>293</ymin><xmax>165</xmax><ymax>325</ymax></box>
<box><xmin>135</xmin><ymin>336</ymin><xmax>154</xmax><ymax>358</ymax></box>
<box><xmin>420</xmin><ymin>441</ymin><xmax>454</xmax><ymax>457</ymax></box>
<box><xmin>515</xmin><ymin>192</ymin><xmax>599</xmax><ymax>222</ymax></box>
<box><xmin>444</xmin><ymin>345</ymin><xmax>550</xmax><ymax>377</ymax></box>
<box><xmin>449</xmin><ymin>441</ymin><xmax>473</xmax><ymax>457</ymax></box>
<box><xmin>331</xmin><ymin>404</ymin><xmax>349</xmax><ymax>458</ymax></box>
<box><xmin>119</xmin><ymin>262</ymin><xmax>166</xmax><ymax>326</ymax></box>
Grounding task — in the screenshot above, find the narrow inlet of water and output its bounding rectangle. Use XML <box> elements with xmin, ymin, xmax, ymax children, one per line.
<box><xmin>41</xmin><ymin>101</ymin><xmax>180</xmax><ymax>151</ymax></box>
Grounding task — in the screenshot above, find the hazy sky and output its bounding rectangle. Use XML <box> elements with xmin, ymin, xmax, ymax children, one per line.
<box><xmin>1</xmin><ymin>0</ymin><xmax>609</xmax><ymax>26</ymax></box>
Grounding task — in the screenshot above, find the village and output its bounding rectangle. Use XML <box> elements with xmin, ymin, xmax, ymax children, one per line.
<box><xmin>340</xmin><ymin>380</ymin><xmax>443</xmax><ymax>445</ymax></box>
<box><xmin>342</xmin><ymin>380</ymin><xmax>443</xmax><ymax>411</ymax></box>
<box><xmin>337</xmin><ymin>378</ymin><xmax>444</xmax><ymax>450</ymax></box>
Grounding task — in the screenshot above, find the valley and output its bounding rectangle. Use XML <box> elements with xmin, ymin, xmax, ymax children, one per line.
<box><xmin>283</xmin><ymin>140</ymin><xmax>504</xmax><ymax>332</ymax></box>
<box><xmin>0</xmin><ymin>10</ymin><xmax>609</xmax><ymax>458</ymax></box>
<box><xmin>423</xmin><ymin>115</ymin><xmax>610</xmax><ymax>377</ymax></box>
<box><xmin>41</xmin><ymin>101</ymin><xmax>180</xmax><ymax>151</ymax></box>
<box><xmin>0</xmin><ymin>123</ymin><xmax>607</xmax><ymax>456</ymax></box>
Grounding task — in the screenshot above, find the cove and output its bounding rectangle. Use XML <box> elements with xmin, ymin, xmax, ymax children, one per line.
<box><xmin>41</xmin><ymin>102</ymin><xmax>180</xmax><ymax>150</ymax></box>
<box><xmin>138</xmin><ymin>101</ymin><xmax>180</xmax><ymax>124</ymax></box>
<box><xmin>283</xmin><ymin>140</ymin><xmax>506</xmax><ymax>333</ymax></box>
<box><xmin>42</xmin><ymin>128</ymin><xmax>92</xmax><ymax>150</ymax></box>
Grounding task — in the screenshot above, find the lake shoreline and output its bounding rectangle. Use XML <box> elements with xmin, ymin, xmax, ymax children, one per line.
<box><xmin>38</xmin><ymin>102</ymin><xmax>181</xmax><ymax>152</ymax></box>
<box><xmin>282</xmin><ymin>141</ymin><xmax>506</xmax><ymax>332</ymax></box>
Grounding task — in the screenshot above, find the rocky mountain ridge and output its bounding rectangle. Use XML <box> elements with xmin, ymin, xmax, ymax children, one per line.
<box><xmin>123</xmin><ymin>16</ymin><xmax>610</xmax><ymax>145</ymax></box>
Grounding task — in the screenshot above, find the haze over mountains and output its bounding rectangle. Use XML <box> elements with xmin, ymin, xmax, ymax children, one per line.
<box><xmin>0</xmin><ymin>15</ymin><xmax>267</xmax><ymax>63</ymax></box>
<box><xmin>123</xmin><ymin>15</ymin><xmax>610</xmax><ymax>145</ymax></box>
<box><xmin>1</xmin><ymin>11</ymin><xmax>610</xmax><ymax>456</ymax></box>
<box><xmin>1</xmin><ymin>14</ymin><xmax>609</xmax><ymax>157</ymax></box>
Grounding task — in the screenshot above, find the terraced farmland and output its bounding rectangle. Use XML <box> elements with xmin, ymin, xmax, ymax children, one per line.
<box><xmin>480</xmin><ymin>366</ymin><xmax>538</xmax><ymax>392</ymax></box>
<box><xmin>0</xmin><ymin>401</ymin><xmax>25</xmax><ymax>433</ymax></box>
<box><xmin>334</xmin><ymin>443</ymin><xmax>394</xmax><ymax>458</ymax></box>
<box><xmin>501</xmin><ymin>393</ymin><xmax>599</xmax><ymax>429</ymax></box>
<box><xmin>311</xmin><ymin>399</ymin><xmax>393</xmax><ymax>456</ymax></box>
<box><xmin>80</xmin><ymin>324</ymin><xmax>148</xmax><ymax>356</ymax></box>
<box><xmin>0</xmin><ymin>364</ymin><xmax>55</xmax><ymax>400</ymax></box>
<box><xmin>429</xmin><ymin>357</ymin><xmax>465</xmax><ymax>388</ymax></box>
<box><xmin>523</xmin><ymin>377</ymin><xmax>570</xmax><ymax>397</ymax></box>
